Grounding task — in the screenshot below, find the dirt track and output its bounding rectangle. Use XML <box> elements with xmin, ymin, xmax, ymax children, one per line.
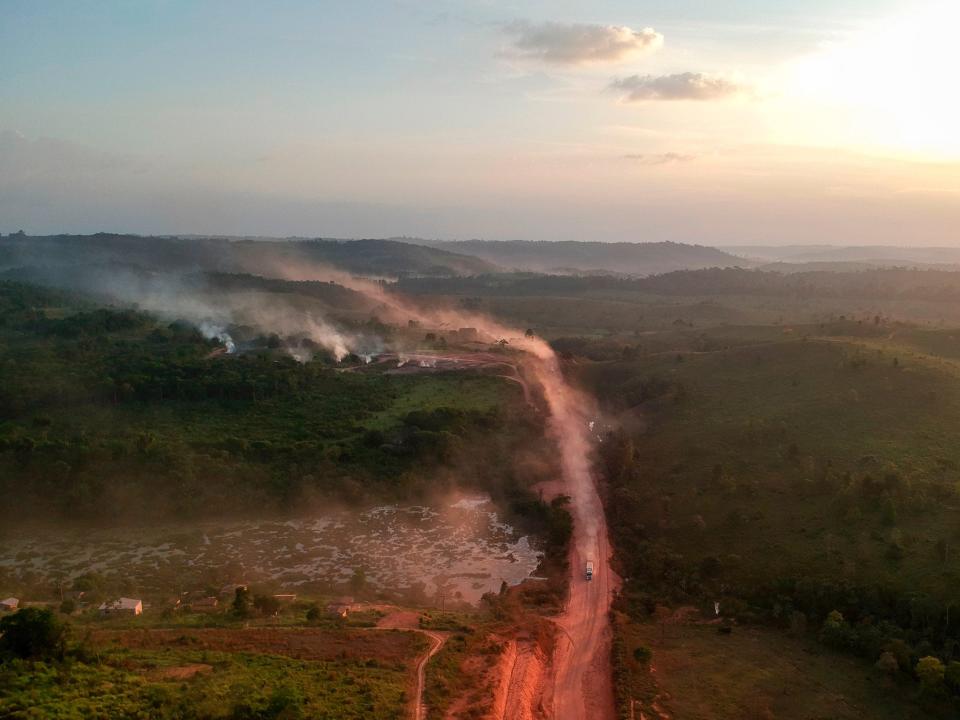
<box><xmin>537</xmin><ymin>357</ymin><xmax>618</xmax><ymax>720</ymax></box>
<box><xmin>415</xmin><ymin>630</ymin><xmax>445</xmax><ymax>720</ymax></box>
<box><xmin>369</xmin><ymin>605</ymin><xmax>447</xmax><ymax>720</ymax></box>
<box><xmin>368</xmin><ymin>350</ymin><xmax>618</xmax><ymax>720</ymax></box>
<box><xmin>551</xmin><ymin>494</ymin><xmax>617</xmax><ymax>720</ymax></box>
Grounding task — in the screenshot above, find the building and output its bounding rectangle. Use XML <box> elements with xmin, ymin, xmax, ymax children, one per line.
<box><xmin>0</xmin><ymin>597</ymin><xmax>18</xmax><ymax>611</ymax></box>
<box><xmin>272</xmin><ymin>594</ymin><xmax>297</xmax><ymax>604</ymax></box>
<box><xmin>99</xmin><ymin>597</ymin><xmax>143</xmax><ymax>616</ymax></box>
<box><xmin>190</xmin><ymin>597</ymin><xmax>219</xmax><ymax>612</ymax></box>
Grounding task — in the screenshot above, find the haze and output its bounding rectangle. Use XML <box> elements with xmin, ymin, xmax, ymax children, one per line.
<box><xmin>3</xmin><ymin>0</ymin><xmax>960</xmax><ymax>245</ymax></box>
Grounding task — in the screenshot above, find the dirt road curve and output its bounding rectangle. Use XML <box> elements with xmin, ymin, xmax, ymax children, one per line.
<box><xmin>367</xmin><ymin>606</ymin><xmax>447</xmax><ymax>720</ymax></box>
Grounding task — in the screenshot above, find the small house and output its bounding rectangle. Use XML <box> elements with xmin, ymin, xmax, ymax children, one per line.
<box><xmin>272</xmin><ymin>594</ymin><xmax>297</xmax><ymax>604</ymax></box>
<box><xmin>191</xmin><ymin>597</ymin><xmax>219</xmax><ymax>612</ymax></box>
<box><xmin>99</xmin><ymin>597</ymin><xmax>143</xmax><ymax>616</ymax></box>
<box><xmin>0</xmin><ymin>597</ymin><xmax>19</xmax><ymax>611</ymax></box>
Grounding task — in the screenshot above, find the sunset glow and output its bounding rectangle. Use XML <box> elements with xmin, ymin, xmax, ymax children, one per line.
<box><xmin>2</xmin><ymin>0</ymin><xmax>959</xmax><ymax>244</ymax></box>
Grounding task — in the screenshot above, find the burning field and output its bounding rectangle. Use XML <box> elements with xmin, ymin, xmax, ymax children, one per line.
<box><xmin>0</xmin><ymin>495</ymin><xmax>541</xmax><ymax>604</ymax></box>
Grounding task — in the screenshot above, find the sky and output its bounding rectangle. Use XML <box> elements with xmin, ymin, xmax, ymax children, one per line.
<box><xmin>2</xmin><ymin>0</ymin><xmax>959</xmax><ymax>245</ymax></box>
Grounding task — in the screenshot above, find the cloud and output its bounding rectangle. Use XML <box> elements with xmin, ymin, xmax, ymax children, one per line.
<box><xmin>611</xmin><ymin>72</ymin><xmax>745</xmax><ymax>101</ymax></box>
<box><xmin>506</xmin><ymin>21</ymin><xmax>662</xmax><ymax>65</ymax></box>
<box><xmin>623</xmin><ymin>152</ymin><xmax>695</xmax><ymax>165</ymax></box>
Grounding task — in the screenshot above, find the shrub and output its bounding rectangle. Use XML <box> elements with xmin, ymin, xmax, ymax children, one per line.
<box><xmin>916</xmin><ymin>656</ymin><xmax>945</xmax><ymax>690</ymax></box>
<box><xmin>0</xmin><ymin>608</ymin><xmax>67</xmax><ymax>660</ymax></box>
<box><xmin>875</xmin><ymin>651</ymin><xmax>899</xmax><ymax>675</ymax></box>
<box><xmin>945</xmin><ymin>661</ymin><xmax>960</xmax><ymax>692</ymax></box>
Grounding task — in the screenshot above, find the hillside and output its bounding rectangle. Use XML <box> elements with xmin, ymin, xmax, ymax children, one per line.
<box><xmin>0</xmin><ymin>281</ymin><xmax>536</xmax><ymax>522</ymax></box>
<box><xmin>0</xmin><ymin>233</ymin><xmax>498</xmax><ymax>278</ymax></box>
<box><xmin>731</xmin><ymin>245</ymin><xmax>960</xmax><ymax>266</ymax></box>
<box><xmin>426</xmin><ymin>240</ymin><xmax>748</xmax><ymax>275</ymax></box>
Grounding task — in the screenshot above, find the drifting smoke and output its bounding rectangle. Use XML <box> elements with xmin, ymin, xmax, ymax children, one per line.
<box><xmin>2</xmin><ymin>259</ymin><xmax>372</xmax><ymax>362</ymax></box>
<box><xmin>260</xmin><ymin>257</ymin><xmax>611</xmax><ymax>720</ymax></box>
<box><xmin>259</xmin><ymin>259</ymin><xmax>602</xmax><ymax>542</ymax></box>
<box><xmin>197</xmin><ymin>321</ymin><xmax>236</xmax><ymax>354</ymax></box>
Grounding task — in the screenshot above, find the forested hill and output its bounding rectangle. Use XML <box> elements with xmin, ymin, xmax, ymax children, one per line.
<box><xmin>0</xmin><ymin>233</ymin><xmax>498</xmax><ymax>278</ymax></box>
<box><xmin>395</xmin><ymin>267</ymin><xmax>960</xmax><ymax>301</ymax></box>
<box><xmin>426</xmin><ymin>240</ymin><xmax>748</xmax><ymax>275</ymax></box>
<box><xmin>0</xmin><ymin>281</ymin><xmax>532</xmax><ymax>523</ymax></box>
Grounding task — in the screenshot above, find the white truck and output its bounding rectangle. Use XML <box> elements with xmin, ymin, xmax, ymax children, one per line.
<box><xmin>585</xmin><ymin>561</ymin><xmax>594</xmax><ymax>581</ymax></box>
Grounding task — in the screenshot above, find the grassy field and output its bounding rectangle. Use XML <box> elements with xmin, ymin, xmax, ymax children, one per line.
<box><xmin>0</xmin><ymin>627</ymin><xmax>425</xmax><ymax>720</ymax></box>
<box><xmin>614</xmin><ymin>614</ymin><xmax>939</xmax><ymax>720</ymax></box>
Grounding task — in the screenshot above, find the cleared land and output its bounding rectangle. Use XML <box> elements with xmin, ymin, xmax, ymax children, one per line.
<box><xmin>0</xmin><ymin>627</ymin><xmax>426</xmax><ymax>720</ymax></box>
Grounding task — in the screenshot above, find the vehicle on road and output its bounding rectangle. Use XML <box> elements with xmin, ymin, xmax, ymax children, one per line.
<box><xmin>585</xmin><ymin>561</ymin><xmax>594</xmax><ymax>581</ymax></box>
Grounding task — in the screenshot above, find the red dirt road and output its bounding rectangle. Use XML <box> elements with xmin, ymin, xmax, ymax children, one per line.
<box><xmin>538</xmin><ymin>357</ymin><xmax>619</xmax><ymax>720</ymax></box>
<box><xmin>551</xmin><ymin>497</ymin><xmax>617</xmax><ymax>720</ymax></box>
<box><xmin>364</xmin><ymin>349</ymin><xmax>618</xmax><ymax>720</ymax></box>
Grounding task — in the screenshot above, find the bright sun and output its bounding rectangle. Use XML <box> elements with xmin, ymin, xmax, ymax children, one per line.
<box><xmin>782</xmin><ymin>1</ymin><xmax>960</xmax><ymax>159</ymax></box>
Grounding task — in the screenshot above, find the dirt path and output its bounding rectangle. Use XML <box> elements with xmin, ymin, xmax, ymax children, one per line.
<box><xmin>369</xmin><ymin>605</ymin><xmax>448</xmax><ymax>720</ymax></box>
<box><xmin>415</xmin><ymin>630</ymin><xmax>445</xmax><ymax>720</ymax></box>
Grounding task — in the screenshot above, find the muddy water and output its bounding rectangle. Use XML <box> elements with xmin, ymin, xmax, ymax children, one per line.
<box><xmin>0</xmin><ymin>495</ymin><xmax>541</xmax><ymax>604</ymax></box>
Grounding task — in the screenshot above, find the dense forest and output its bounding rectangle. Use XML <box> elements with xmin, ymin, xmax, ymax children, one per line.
<box><xmin>0</xmin><ymin>281</ymin><xmax>542</xmax><ymax>523</ymax></box>
<box><xmin>397</xmin><ymin>266</ymin><xmax>960</xmax><ymax>302</ymax></box>
<box><xmin>578</xmin><ymin>318</ymin><xmax>960</xmax><ymax>714</ymax></box>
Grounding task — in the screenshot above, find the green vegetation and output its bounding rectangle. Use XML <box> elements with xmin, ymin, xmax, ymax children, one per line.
<box><xmin>574</xmin><ymin>318</ymin><xmax>960</xmax><ymax>715</ymax></box>
<box><xmin>0</xmin><ymin>608</ymin><xmax>67</xmax><ymax>661</ymax></box>
<box><xmin>15</xmin><ymin>251</ymin><xmax>960</xmax><ymax>718</ymax></box>
<box><xmin>611</xmin><ymin>615</ymin><xmax>938</xmax><ymax>720</ymax></box>
<box><xmin>0</xmin><ymin>281</ymin><xmax>530</xmax><ymax>521</ymax></box>
<box><xmin>0</xmin><ymin>628</ymin><xmax>421</xmax><ymax>720</ymax></box>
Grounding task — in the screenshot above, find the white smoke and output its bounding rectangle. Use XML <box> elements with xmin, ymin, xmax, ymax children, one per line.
<box><xmin>197</xmin><ymin>320</ymin><xmax>236</xmax><ymax>353</ymax></box>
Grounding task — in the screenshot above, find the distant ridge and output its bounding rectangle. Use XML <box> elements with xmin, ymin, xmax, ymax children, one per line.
<box><xmin>426</xmin><ymin>240</ymin><xmax>749</xmax><ymax>276</ymax></box>
<box><xmin>0</xmin><ymin>233</ymin><xmax>498</xmax><ymax>278</ymax></box>
<box><xmin>727</xmin><ymin>245</ymin><xmax>960</xmax><ymax>266</ymax></box>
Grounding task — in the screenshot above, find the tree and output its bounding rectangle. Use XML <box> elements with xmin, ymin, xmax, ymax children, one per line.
<box><xmin>885</xmin><ymin>639</ymin><xmax>913</xmax><ymax>671</ymax></box>
<box><xmin>254</xmin><ymin>594</ymin><xmax>281</xmax><ymax>616</ymax></box>
<box><xmin>819</xmin><ymin>610</ymin><xmax>854</xmax><ymax>649</ymax></box>
<box><xmin>305</xmin><ymin>604</ymin><xmax>321</xmax><ymax>624</ymax></box>
<box><xmin>0</xmin><ymin>608</ymin><xmax>67</xmax><ymax>660</ymax></box>
<box><xmin>916</xmin><ymin>656</ymin><xmax>945</xmax><ymax>691</ymax></box>
<box><xmin>945</xmin><ymin>661</ymin><xmax>960</xmax><ymax>692</ymax></box>
<box><xmin>231</xmin><ymin>586</ymin><xmax>251</xmax><ymax>618</ymax></box>
<box><xmin>881</xmin><ymin>497</ymin><xmax>897</xmax><ymax>526</ymax></box>
<box><xmin>349</xmin><ymin>567</ymin><xmax>367</xmax><ymax>596</ymax></box>
<box><xmin>876</xmin><ymin>651</ymin><xmax>899</xmax><ymax>675</ymax></box>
